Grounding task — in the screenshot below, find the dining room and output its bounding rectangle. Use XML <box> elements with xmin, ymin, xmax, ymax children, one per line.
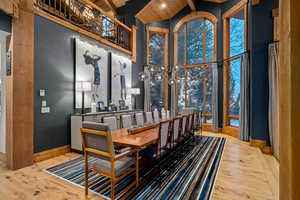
<box><xmin>0</xmin><ymin>0</ymin><xmax>290</xmax><ymax>199</ymax></box>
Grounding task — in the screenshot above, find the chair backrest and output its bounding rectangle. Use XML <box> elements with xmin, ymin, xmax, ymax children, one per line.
<box><xmin>103</xmin><ymin>116</ymin><xmax>118</xmax><ymax>131</ymax></box>
<box><xmin>181</xmin><ymin>115</ymin><xmax>187</xmax><ymax>137</ymax></box>
<box><xmin>161</xmin><ymin>111</ymin><xmax>167</xmax><ymax>120</ymax></box>
<box><xmin>188</xmin><ymin>114</ymin><xmax>193</xmax><ymax>131</ymax></box>
<box><xmin>81</xmin><ymin>121</ymin><xmax>114</xmax><ymax>158</ymax></box>
<box><xmin>135</xmin><ymin>112</ymin><xmax>144</xmax><ymax>127</ymax></box>
<box><xmin>121</xmin><ymin>114</ymin><xmax>132</xmax><ymax>128</ymax></box>
<box><xmin>166</xmin><ymin>110</ymin><xmax>170</xmax><ymax>119</ymax></box>
<box><xmin>159</xmin><ymin>120</ymin><xmax>171</xmax><ymax>149</ymax></box>
<box><xmin>173</xmin><ymin>117</ymin><xmax>181</xmax><ymax>142</ymax></box>
<box><xmin>153</xmin><ymin>110</ymin><xmax>160</xmax><ymax>123</ymax></box>
<box><xmin>145</xmin><ymin>112</ymin><xmax>153</xmax><ymax>124</ymax></box>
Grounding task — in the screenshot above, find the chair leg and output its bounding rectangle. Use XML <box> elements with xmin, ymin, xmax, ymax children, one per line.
<box><xmin>136</xmin><ymin>150</ymin><xmax>139</xmax><ymax>187</ymax></box>
<box><xmin>111</xmin><ymin>179</ymin><xmax>115</xmax><ymax>200</ymax></box>
<box><xmin>84</xmin><ymin>152</ymin><xmax>89</xmax><ymax>197</ymax></box>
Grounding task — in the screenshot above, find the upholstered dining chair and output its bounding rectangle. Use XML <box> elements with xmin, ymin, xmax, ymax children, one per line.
<box><xmin>180</xmin><ymin>115</ymin><xmax>188</xmax><ymax>141</ymax></box>
<box><xmin>145</xmin><ymin>111</ymin><xmax>154</xmax><ymax>124</ymax></box>
<box><xmin>155</xmin><ymin>120</ymin><xmax>172</xmax><ymax>158</ymax></box>
<box><xmin>135</xmin><ymin>112</ymin><xmax>144</xmax><ymax>127</ymax></box>
<box><xmin>187</xmin><ymin>114</ymin><xmax>194</xmax><ymax>137</ymax></box>
<box><xmin>153</xmin><ymin>110</ymin><xmax>160</xmax><ymax>123</ymax></box>
<box><xmin>103</xmin><ymin>116</ymin><xmax>118</xmax><ymax>131</ymax></box>
<box><xmin>166</xmin><ymin>110</ymin><xmax>170</xmax><ymax>119</ymax></box>
<box><xmin>161</xmin><ymin>111</ymin><xmax>167</xmax><ymax>120</ymax></box>
<box><xmin>121</xmin><ymin>114</ymin><xmax>132</xmax><ymax>128</ymax></box>
<box><xmin>172</xmin><ymin>117</ymin><xmax>182</xmax><ymax>148</ymax></box>
<box><xmin>81</xmin><ymin>122</ymin><xmax>138</xmax><ymax>200</ymax></box>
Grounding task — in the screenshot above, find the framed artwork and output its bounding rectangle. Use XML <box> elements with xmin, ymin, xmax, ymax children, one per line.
<box><xmin>111</xmin><ymin>53</ymin><xmax>132</xmax><ymax>107</ymax></box>
<box><xmin>75</xmin><ymin>39</ymin><xmax>108</xmax><ymax>108</ymax></box>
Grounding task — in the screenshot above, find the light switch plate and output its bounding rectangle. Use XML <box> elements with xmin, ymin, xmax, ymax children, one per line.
<box><xmin>40</xmin><ymin>90</ymin><xmax>46</xmax><ymax>97</ymax></box>
<box><xmin>41</xmin><ymin>107</ymin><xmax>50</xmax><ymax>113</ymax></box>
<box><xmin>42</xmin><ymin>100</ymin><xmax>47</xmax><ymax>107</ymax></box>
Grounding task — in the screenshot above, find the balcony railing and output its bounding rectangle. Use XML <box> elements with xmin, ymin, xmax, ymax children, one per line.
<box><xmin>35</xmin><ymin>0</ymin><xmax>132</xmax><ymax>51</ymax></box>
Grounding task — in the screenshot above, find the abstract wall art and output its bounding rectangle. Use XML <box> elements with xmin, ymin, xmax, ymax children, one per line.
<box><xmin>111</xmin><ymin>53</ymin><xmax>132</xmax><ymax>107</ymax></box>
<box><xmin>75</xmin><ymin>39</ymin><xmax>108</xmax><ymax>108</ymax></box>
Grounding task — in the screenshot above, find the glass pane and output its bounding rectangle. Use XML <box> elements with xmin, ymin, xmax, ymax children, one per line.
<box><xmin>149</xmin><ymin>33</ymin><xmax>164</xmax><ymax>66</ymax></box>
<box><xmin>187</xmin><ymin>19</ymin><xmax>204</xmax><ymax>65</ymax></box>
<box><xmin>178</xmin><ymin>26</ymin><xmax>185</xmax><ymax>66</ymax></box>
<box><xmin>186</xmin><ymin>66</ymin><xmax>212</xmax><ymax>114</ymax></box>
<box><xmin>229</xmin><ymin>58</ymin><xmax>241</xmax><ymax>117</ymax></box>
<box><xmin>230</xmin><ymin>10</ymin><xmax>245</xmax><ymax>57</ymax></box>
<box><xmin>150</xmin><ymin>70</ymin><xmax>164</xmax><ymax>110</ymax></box>
<box><xmin>230</xmin><ymin>119</ymin><xmax>239</xmax><ymax>127</ymax></box>
<box><xmin>206</xmin><ymin>20</ymin><xmax>214</xmax><ymax>62</ymax></box>
<box><xmin>177</xmin><ymin>68</ymin><xmax>186</xmax><ymax>112</ymax></box>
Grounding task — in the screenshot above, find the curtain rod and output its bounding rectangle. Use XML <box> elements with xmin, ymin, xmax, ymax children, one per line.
<box><xmin>178</xmin><ymin>51</ymin><xmax>249</xmax><ymax>68</ymax></box>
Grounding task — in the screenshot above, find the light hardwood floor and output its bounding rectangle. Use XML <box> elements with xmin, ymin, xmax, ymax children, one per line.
<box><xmin>0</xmin><ymin>133</ymin><xmax>279</xmax><ymax>200</ymax></box>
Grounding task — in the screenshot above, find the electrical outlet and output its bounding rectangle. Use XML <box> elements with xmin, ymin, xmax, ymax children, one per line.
<box><xmin>42</xmin><ymin>100</ymin><xmax>47</xmax><ymax>107</ymax></box>
<box><xmin>40</xmin><ymin>89</ymin><xmax>46</xmax><ymax>97</ymax></box>
<box><xmin>41</xmin><ymin>107</ymin><xmax>50</xmax><ymax>113</ymax></box>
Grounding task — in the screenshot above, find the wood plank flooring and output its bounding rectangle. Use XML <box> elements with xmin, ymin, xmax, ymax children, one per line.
<box><xmin>0</xmin><ymin>133</ymin><xmax>279</xmax><ymax>200</ymax></box>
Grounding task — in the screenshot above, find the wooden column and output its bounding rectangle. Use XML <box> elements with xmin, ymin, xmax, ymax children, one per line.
<box><xmin>6</xmin><ymin>0</ymin><xmax>34</xmax><ymax>170</ymax></box>
<box><xmin>279</xmin><ymin>0</ymin><xmax>300</xmax><ymax>199</ymax></box>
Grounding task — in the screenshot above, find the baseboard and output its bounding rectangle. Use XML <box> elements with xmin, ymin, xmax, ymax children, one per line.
<box><xmin>250</xmin><ymin>139</ymin><xmax>273</xmax><ymax>155</ymax></box>
<box><xmin>33</xmin><ymin>145</ymin><xmax>71</xmax><ymax>162</ymax></box>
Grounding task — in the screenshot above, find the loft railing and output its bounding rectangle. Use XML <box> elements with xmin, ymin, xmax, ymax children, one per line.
<box><xmin>35</xmin><ymin>0</ymin><xmax>132</xmax><ymax>51</ymax></box>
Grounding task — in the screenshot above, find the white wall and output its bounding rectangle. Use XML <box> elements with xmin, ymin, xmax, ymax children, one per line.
<box><xmin>0</xmin><ymin>31</ymin><xmax>9</xmax><ymax>153</ymax></box>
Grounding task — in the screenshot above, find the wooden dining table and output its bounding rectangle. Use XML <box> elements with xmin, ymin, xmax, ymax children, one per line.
<box><xmin>111</xmin><ymin>125</ymin><xmax>160</xmax><ymax>185</ymax></box>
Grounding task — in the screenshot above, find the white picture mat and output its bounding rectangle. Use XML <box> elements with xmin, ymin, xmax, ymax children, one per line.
<box><xmin>111</xmin><ymin>53</ymin><xmax>132</xmax><ymax>107</ymax></box>
<box><xmin>75</xmin><ymin>39</ymin><xmax>108</xmax><ymax>108</ymax></box>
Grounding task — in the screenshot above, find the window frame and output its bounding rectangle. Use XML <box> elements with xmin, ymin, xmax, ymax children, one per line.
<box><xmin>173</xmin><ymin>11</ymin><xmax>218</xmax><ymax>68</ymax></box>
<box><xmin>223</xmin><ymin>0</ymin><xmax>248</xmax><ymax>135</ymax></box>
<box><xmin>146</xmin><ymin>26</ymin><xmax>169</xmax><ymax>110</ymax></box>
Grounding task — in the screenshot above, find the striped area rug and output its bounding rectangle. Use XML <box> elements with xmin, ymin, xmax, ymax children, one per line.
<box><xmin>45</xmin><ymin>136</ymin><xmax>225</xmax><ymax>200</ymax></box>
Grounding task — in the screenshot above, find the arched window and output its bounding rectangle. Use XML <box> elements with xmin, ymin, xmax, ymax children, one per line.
<box><xmin>174</xmin><ymin>12</ymin><xmax>218</xmax><ymax>66</ymax></box>
<box><xmin>174</xmin><ymin>12</ymin><xmax>217</xmax><ymax>123</ymax></box>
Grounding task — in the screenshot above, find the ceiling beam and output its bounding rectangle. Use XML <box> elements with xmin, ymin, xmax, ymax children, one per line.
<box><xmin>103</xmin><ymin>0</ymin><xmax>117</xmax><ymax>15</ymax></box>
<box><xmin>186</xmin><ymin>0</ymin><xmax>197</xmax><ymax>11</ymax></box>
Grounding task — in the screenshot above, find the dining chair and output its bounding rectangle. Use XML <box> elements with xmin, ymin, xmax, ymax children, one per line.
<box><xmin>181</xmin><ymin>115</ymin><xmax>188</xmax><ymax>141</ymax></box>
<box><xmin>166</xmin><ymin>110</ymin><xmax>170</xmax><ymax>119</ymax></box>
<box><xmin>155</xmin><ymin>120</ymin><xmax>172</xmax><ymax>158</ymax></box>
<box><xmin>145</xmin><ymin>111</ymin><xmax>154</xmax><ymax>124</ymax></box>
<box><xmin>153</xmin><ymin>110</ymin><xmax>160</xmax><ymax>123</ymax></box>
<box><xmin>171</xmin><ymin>117</ymin><xmax>182</xmax><ymax>148</ymax></box>
<box><xmin>103</xmin><ymin>116</ymin><xmax>118</xmax><ymax>131</ymax></box>
<box><xmin>187</xmin><ymin>114</ymin><xmax>194</xmax><ymax>137</ymax></box>
<box><xmin>161</xmin><ymin>111</ymin><xmax>167</xmax><ymax>120</ymax></box>
<box><xmin>81</xmin><ymin>121</ymin><xmax>138</xmax><ymax>200</ymax></box>
<box><xmin>121</xmin><ymin>114</ymin><xmax>132</xmax><ymax>128</ymax></box>
<box><xmin>135</xmin><ymin>112</ymin><xmax>144</xmax><ymax>127</ymax></box>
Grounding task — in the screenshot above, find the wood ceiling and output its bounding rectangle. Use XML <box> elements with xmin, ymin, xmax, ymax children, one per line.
<box><xmin>90</xmin><ymin>0</ymin><xmax>129</xmax><ymax>15</ymax></box>
<box><xmin>135</xmin><ymin>0</ymin><xmax>230</xmax><ymax>24</ymax></box>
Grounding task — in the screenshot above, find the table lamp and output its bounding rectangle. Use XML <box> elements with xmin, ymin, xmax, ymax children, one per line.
<box><xmin>76</xmin><ymin>81</ymin><xmax>92</xmax><ymax>114</ymax></box>
<box><xmin>127</xmin><ymin>88</ymin><xmax>141</xmax><ymax>110</ymax></box>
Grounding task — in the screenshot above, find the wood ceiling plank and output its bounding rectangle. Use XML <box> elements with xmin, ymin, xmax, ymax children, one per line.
<box><xmin>136</xmin><ymin>0</ymin><xmax>188</xmax><ymax>24</ymax></box>
<box><xmin>187</xmin><ymin>0</ymin><xmax>197</xmax><ymax>11</ymax></box>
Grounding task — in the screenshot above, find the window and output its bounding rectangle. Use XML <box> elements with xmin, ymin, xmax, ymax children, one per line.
<box><xmin>147</xmin><ymin>26</ymin><xmax>169</xmax><ymax>110</ymax></box>
<box><xmin>174</xmin><ymin>12</ymin><xmax>217</xmax><ymax>118</ymax></box>
<box><xmin>223</xmin><ymin>1</ymin><xmax>247</xmax><ymax>129</ymax></box>
<box><xmin>176</xmin><ymin>66</ymin><xmax>213</xmax><ymax>121</ymax></box>
<box><xmin>174</xmin><ymin>12</ymin><xmax>217</xmax><ymax>67</ymax></box>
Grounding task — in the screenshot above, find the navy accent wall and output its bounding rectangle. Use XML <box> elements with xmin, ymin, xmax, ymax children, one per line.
<box><xmin>34</xmin><ymin>14</ymin><xmax>143</xmax><ymax>153</ymax></box>
<box><xmin>0</xmin><ymin>10</ymin><xmax>12</xmax><ymax>33</ymax></box>
<box><xmin>249</xmin><ymin>0</ymin><xmax>276</xmax><ymax>144</ymax></box>
<box><xmin>34</xmin><ymin>15</ymin><xmax>75</xmax><ymax>153</ymax></box>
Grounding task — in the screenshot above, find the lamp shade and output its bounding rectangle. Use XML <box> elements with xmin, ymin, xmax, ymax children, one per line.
<box><xmin>127</xmin><ymin>88</ymin><xmax>141</xmax><ymax>95</ymax></box>
<box><xmin>76</xmin><ymin>81</ymin><xmax>92</xmax><ymax>92</ymax></box>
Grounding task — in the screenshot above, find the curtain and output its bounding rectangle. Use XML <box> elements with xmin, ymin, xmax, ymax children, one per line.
<box><xmin>212</xmin><ymin>63</ymin><xmax>219</xmax><ymax>132</ymax></box>
<box><xmin>268</xmin><ymin>43</ymin><xmax>279</xmax><ymax>160</ymax></box>
<box><xmin>239</xmin><ymin>53</ymin><xmax>250</xmax><ymax>141</ymax></box>
<box><xmin>144</xmin><ymin>67</ymin><xmax>151</xmax><ymax>112</ymax></box>
<box><xmin>170</xmin><ymin>68</ymin><xmax>176</xmax><ymax>118</ymax></box>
